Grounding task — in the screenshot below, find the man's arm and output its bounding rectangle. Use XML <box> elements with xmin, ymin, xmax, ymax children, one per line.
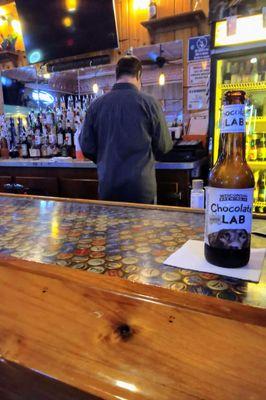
<box><xmin>150</xmin><ymin>99</ymin><xmax>173</xmax><ymax>157</ymax></box>
<box><xmin>79</xmin><ymin>105</ymin><xmax>97</xmax><ymax>164</ymax></box>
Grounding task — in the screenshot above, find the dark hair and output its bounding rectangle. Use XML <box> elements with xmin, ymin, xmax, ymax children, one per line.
<box><xmin>116</xmin><ymin>56</ymin><xmax>142</xmax><ymax>80</ymax></box>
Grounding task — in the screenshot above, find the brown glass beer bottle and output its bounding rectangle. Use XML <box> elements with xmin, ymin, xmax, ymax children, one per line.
<box><xmin>205</xmin><ymin>91</ymin><xmax>255</xmax><ymax>268</ymax></box>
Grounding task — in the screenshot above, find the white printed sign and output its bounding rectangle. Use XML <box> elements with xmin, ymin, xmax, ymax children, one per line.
<box><xmin>205</xmin><ymin>187</ymin><xmax>254</xmax><ymax>249</ymax></box>
<box><xmin>221</xmin><ymin>104</ymin><xmax>246</xmax><ymax>133</ymax></box>
<box><xmin>188</xmin><ymin>60</ymin><xmax>210</xmax><ymax>86</ymax></box>
<box><xmin>187</xmin><ymin>86</ymin><xmax>209</xmax><ymax>111</ymax></box>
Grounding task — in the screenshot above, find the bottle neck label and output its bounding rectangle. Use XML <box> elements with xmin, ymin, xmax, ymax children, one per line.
<box><xmin>221</xmin><ymin>104</ymin><xmax>245</xmax><ymax>134</ymax></box>
<box><xmin>205</xmin><ymin>187</ymin><xmax>253</xmax><ymax>249</ymax></box>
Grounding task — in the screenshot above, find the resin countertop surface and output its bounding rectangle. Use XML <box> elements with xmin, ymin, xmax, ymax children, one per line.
<box><xmin>0</xmin><ymin>195</ymin><xmax>265</xmax><ymax>309</ymax></box>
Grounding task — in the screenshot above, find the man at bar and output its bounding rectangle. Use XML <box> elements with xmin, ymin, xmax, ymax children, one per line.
<box><xmin>79</xmin><ymin>56</ymin><xmax>172</xmax><ymax>204</ymax></box>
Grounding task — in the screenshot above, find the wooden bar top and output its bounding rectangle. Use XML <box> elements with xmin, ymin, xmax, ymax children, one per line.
<box><xmin>1</xmin><ymin>256</ymin><xmax>266</xmax><ymax>400</ymax></box>
<box><xmin>0</xmin><ymin>194</ymin><xmax>265</xmax><ymax>399</ymax></box>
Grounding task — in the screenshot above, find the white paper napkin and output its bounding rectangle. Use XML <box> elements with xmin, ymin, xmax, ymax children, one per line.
<box><xmin>164</xmin><ymin>240</ymin><xmax>265</xmax><ymax>283</ymax></box>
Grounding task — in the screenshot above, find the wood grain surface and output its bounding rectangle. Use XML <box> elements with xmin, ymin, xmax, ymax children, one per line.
<box><xmin>0</xmin><ymin>257</ymin><xmax>266</xmax><ymax>400</ymax></box>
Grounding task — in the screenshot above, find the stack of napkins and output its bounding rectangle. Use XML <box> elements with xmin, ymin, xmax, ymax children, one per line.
<box><xmin>164</xmin><ymin>240</ymin><xmax>265</xmax><ymax>282</ymax></box>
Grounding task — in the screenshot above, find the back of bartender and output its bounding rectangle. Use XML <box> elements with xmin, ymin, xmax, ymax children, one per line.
<box><xmin>79</xmin><ymin>56</ymin><xmax>173</xmax><ymax>204</ymax></box>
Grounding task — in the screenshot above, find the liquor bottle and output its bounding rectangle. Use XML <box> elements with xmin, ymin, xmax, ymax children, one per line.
<box><xmin>29</xmin><ymin>110</ymin><xmax>36</xmax><ymax>128</ymax></box>
<box><xmin>262</xmin><ymin>133</ymin><xmax>266</xmax><ymax>161</ymax></box>
<box><xmin>205</xmin><ymin>91</ymin><xmax>255</xmax><ymax>268</ymax></box>
<box><xmin>231</xmin><ymin>62</ymin><xmax>239</xmax><ymax>84</ymax></box>
<box><xmin>0</xmin><ymin>136</ymin><xmax>9</xmax><ymax>159</ymax></box>
<box><xmin>248</xmin><ymin>136</ymin><xmax>258</xmax><ymax>161</ymax></box>
<box><xmin>21</xmin><ymin>133</ymin><xmax>29</xmax><ymax>158</ymax></box>
<box><xmin>257</xmin><ymin>136</ymin><xmax>264</xmax><ymax>161</ymax></box>
<box><xmin>57</xmin><ymin>121</ymin><xmax>65</xmax><ymax>149</ymax></box>
<box><xmin>242</xmin><ymin>61</ymin><xmax>252</xmax><ymax>82</ymax></box>
<box><xmin>9</xmin><ymin>117</ymin><xmax>17</xmax><ymax>149</ymax></box>
<box><xmin>258</xmin><ymin>171</ymin><xmax>266</xmax><ymax>203</ymax></box>
<box><xmin>65</xmin><ymin>120</ymin><xmax>75</xmax><ymax>158</ymax></box>
<box><xmin>41</xmin><ymin>137</ymin><xmax>48</xmax><ymax>158</ymax></box>
<box><xmin>46</xmin><ymin>109</ymin><xmax>54</xmax><ymax>126</ymax></box>
<box><xmin>61</xmin><ymin>139</ymin><xmax>69</xmax><ymax>157</ymax></box>
<box><xmin>261</xmin><ymin>56</ymin><xmax>266</xmax><ymax>81</ymax></box>
<box><xmin>67</xmin><ymin>107</ymin><xmax>74</xmax><ymax>127</ymax></box>
<box><xmin>253</xmin><ymin>169</ymin><xmax>260</xmax><ymax>203</ymax></box>
<box><xmin>258</xmin><ymin>57</ymin><xmax>264</xmax><ymax>81</ymax></box>
<box><xmin>149</xmin><ymin>1</ymin><xmax>157</xmax><ymax>19</ymax></box>
<box><xmin>36</xmin><ymin>113</ymin><xmax>43</xmax><ymax>133</ymax></box>
<box><xmin>29</xmin><ymin>135</ymin><xmax>41</xmax><ymax>159</ymax></box>
<box><xmin>238</xmin><ymin>62</ymin><xmax>245</xmax><ymax>82</ymax></box>
<box><xmin>223</xmin><ymin>62</ymin><xmax>231</xmax><ymax>84</ymax></box>
<box><xmin>251</xmin><ymin>62</ymin><xmax>259</xmax><ymax>83</ymax></box>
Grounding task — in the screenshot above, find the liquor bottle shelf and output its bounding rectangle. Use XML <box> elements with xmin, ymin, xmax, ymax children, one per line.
<box><xmin>250</xmin><ymin>116</ymin><xmax>266</xmax><ymax>121</ymax></box>
<box><xmin>253</xmin><ymin>200</ymin><xmax>266</xmax><ymax>213</ymax></box>
<box><xmin>220</xmin><ymin>81</ymin><xmax>266</xmax><ymax>91</ymax></box>
<box><xmin>254</xmin><ymin>201</ymin><xmax>266</xmax><ymax>206</ymax></box>
<box><xmin>248</xmin><ymin>161</ymin><xmax>266</xmax><ymax>167</ymax></box>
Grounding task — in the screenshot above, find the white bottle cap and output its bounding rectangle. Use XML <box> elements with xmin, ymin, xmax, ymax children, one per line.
<box><xmin>192</xmin><ymin>179</ymin><xmax>203</xmax><ymax>190</ymax></box>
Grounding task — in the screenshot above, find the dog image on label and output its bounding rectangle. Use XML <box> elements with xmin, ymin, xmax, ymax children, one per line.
<box><xmin>208</xmin><ymin>229</ymin><xmax>250</xmax><ymax>250</ymax></box>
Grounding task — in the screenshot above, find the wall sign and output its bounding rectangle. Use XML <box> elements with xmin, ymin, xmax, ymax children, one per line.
<box><xmin>188</xmin><ymin>60</ymin><xmax>210</xmax><ymax>86</ymax></box>
<box><xmin>188</xmin><ymin>35</ymin><xmax>210</xmax><ymax>62</ymax></box>
<box><xmin>32</xmin><ymin>90</ymin><xmax>55</xmax><ymax>105</ymax></box>
<box><xmin>187</xmin><ymin>86</ymin><xmax>209</xmax><ymax>111</ymax></box>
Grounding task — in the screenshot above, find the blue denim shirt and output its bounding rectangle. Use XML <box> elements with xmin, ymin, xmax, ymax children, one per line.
<box><xmin>79</xmin><ymin>83</ymin><xmax>173</xmax><ymax>204</ymax></box>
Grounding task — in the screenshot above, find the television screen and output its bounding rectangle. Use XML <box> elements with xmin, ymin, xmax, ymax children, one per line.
<box><xmin>15</xmin><ymin>0</ymin><xmax>119</xmax><ymax>64</ymax></box>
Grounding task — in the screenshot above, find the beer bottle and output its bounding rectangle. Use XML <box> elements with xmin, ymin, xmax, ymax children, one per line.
<box><xmin>205</xmin><ymin>91</ymin><xmax>255</xmax><ymax>268</ymax></box>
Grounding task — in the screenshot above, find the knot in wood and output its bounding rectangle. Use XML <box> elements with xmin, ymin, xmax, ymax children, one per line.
<box><xmin>116</xmin><ymin>324</ymin><xmax>132</xmax><ymax>340</ymax></box>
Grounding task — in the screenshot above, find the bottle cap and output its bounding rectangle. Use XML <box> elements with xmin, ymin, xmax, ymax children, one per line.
<box><xmin>192</xmin><ymin>179</ymin><xmax>203</xmax><ymax>190</ymax></box>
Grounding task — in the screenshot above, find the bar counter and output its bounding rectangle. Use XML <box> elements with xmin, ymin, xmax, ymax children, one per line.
<box><xmin>0</xmin><ymin>157</ymin><xmax>208</xmax><ymax>206</ymax></box>
<box><xmin>0</xmin><ymin>158</ymin><xmax>205</xmax><ymax>170</ymax></box>
<box><xmin>0</xmin><ymin>195</ymin><xmax>265</xmax><ymax>399</ymax></box>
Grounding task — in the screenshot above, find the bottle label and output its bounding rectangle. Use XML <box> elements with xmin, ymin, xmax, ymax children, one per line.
<box><xmin>21</xmin><ymin>144</ymin><xmax>28</xmax><ymax>156</ymax></box>
<box><xmin>29</xmin><ymin>148</ymin><xmax>40</xmax><ymax>158</ymax></box>
<box><xmin>57</xmin><ymin>133</ymin><xmax>64</xmax><ymax>145</ymax></box>
<box><xmin>221</xmin><ymin>104</ymin><xmax>246</xmax><ymax>134</ymax></box>
<box><xmin>66</xmin><ymin>132</ymin><xmax>72</xmax><ymax>146</ymax></box>
<box><xmin>191</xmin><ymin>192</ymin><xmax>205</xmax><ymax>209</ymax></box>
<box><xmin>205</xmin><ymin>187</ymin><xmax>254</xmax><ymax>250</ymax></box>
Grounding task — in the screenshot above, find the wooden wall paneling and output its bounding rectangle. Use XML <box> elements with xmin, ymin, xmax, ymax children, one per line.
<box><xmin>177</xmin><ymin>27</ymin><xmax>193</xmax><ymax>121</ymax></box>
<box><xmin>127</xmin><ymin>0</ymin><xmax>149</xmax><ymax>49</ymax></box>
<box><xmin>154</xmin><ymin>31</ymin><xmax>176</xmax><ymax>44</ymax></box>
<box><xmin>59</xmin><ymin>178</ymin><xmax>98</xmax><ymax>200</ymax></box>
<box><xmin>115</xmin><ymin>0</ymin><xmax>130</xmax><ymax>55</ymax></box>
<box><xmin>158</xmin><ymin>0</ymin><xmax>175</xmax><ymax>18</ymax></box>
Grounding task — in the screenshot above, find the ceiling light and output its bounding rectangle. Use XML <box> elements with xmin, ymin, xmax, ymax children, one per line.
<box><xmin>66</xmin><ymin>0</ymin><xmax>78</xmax><ymax>12</ymax></box>
<box><xmin>63</xmin><ymin>16</ymin><xmax>73</xmax><ymax>28</ymax></box>
<box><xmin>43</xmin><ymin>73</ymin><xmax>51</xmax><ymax>80</ymax></box>
<box><xmin>93</xmin><ymin>83</ymin><xmax>99</xmax><ymax>94</ymax></box>
<box><xmin>159</xmin><ymin>72</ymin><xmax>165</xmax><ymax>86</ymax></box>
<box><xmin>11</xmin><ymin>20</ymin><xmax>22</xmax><ymax>34</ymax></box>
